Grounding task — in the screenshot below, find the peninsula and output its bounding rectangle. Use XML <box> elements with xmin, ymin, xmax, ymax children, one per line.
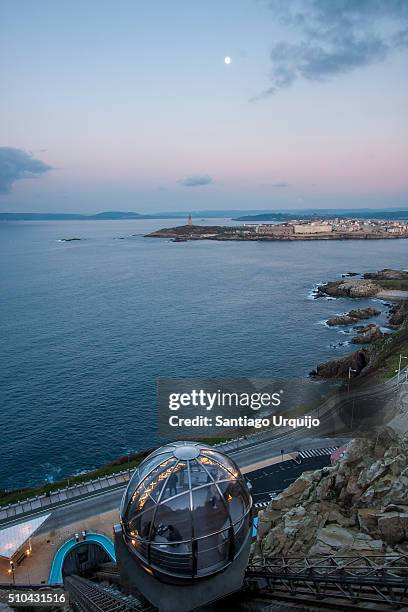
<box><xmin>147</xmin><ymin>218</ymin><xmax>408</xmax><ymax>241</ymax></box>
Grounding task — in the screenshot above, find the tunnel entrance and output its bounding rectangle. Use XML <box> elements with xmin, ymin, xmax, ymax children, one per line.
<box><xmin>62</xmin><ymin>542</ymin><xmax>111</xmax><ymax>579</ymax></box>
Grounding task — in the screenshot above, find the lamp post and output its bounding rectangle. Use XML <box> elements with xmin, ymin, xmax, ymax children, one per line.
<box><xmin>348</xmin><ymin>367</ymin><xmax>357</xmax><ymax>394</ymax></box>
<box><xmin>396</xmin><ymin>354</ymin><xmax>408</xmax><ymax>383</ymax></box>
<box><xmin>348</xmin><ymin>368</ymin><xmax>357</xmax><ymax>430</ymax></box>
<box><xmin>8</xmin><ymin>561</ymin><xmax>15</xmax><ymax>585</ymax></box>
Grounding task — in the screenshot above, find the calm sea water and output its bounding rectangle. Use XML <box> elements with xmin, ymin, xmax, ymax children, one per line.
<box><xmin>1</xmin><ymin>219</ymin><xmax>407</xmax><ymax>489</ymax></box>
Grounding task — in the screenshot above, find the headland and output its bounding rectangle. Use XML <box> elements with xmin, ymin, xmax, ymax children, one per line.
<box><xmin>147</xmin><ymin>218</ymin><xmax>408</xmax><ymax>241</ymax></box>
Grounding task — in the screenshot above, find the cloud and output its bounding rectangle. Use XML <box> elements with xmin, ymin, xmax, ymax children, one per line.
<box><xmin>255</xmin><ymin>0</ymin><xmax>408</xmax><ymax>97</ymax></box>
<box><xmin>181</xmin><ymin>174</ymin><xmax>213</xmax><ymax>187</ymax></box>
<box><xmin>0</xmin><ymin>147</ymin><xmax>52</xmax><ymax>194</ymax></box>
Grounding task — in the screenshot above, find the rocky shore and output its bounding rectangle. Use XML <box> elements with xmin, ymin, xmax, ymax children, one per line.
<box><xmin>146</xmin><ymin>225</ymin><xmax>408</xmax><ymax>242</ymax></box>
<box><xmin>313</xmin><ymin>269</ymin><xmax>408</xmax><ymax>380</ymax></box>
<box><xmin>252</xmin><ymin>427</ymin><xmax>408</xmax><ymax>561</ymax></box>
<box><xmin>319</xmin><ymin>278</ymin><xmax>380</xmax><ymax>298</ymax></box>
<box><xmin>326</xmin><ymin>306</ymin><xmax>380</xmax><ymax>326</ymax></box>
<box><xmin>351</xmin><ymin>324</ymin><xmax>384</xmax><ymax>344</ymax></box>
<box><xmin>318</xmin><ymin>268</ymin><xmax>408</xmax><ymax>299</ymax></box>
<box><xmin>311</xmin><ymin>349</ymin><xmax>370</xmax><ymax>379</ymax></box>
<box><xmin>389</xmin><ymin>300</ymin><xmax>408</xmax><ymax>327</ymax></box>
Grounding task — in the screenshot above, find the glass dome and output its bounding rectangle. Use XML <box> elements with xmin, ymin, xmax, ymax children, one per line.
<box><xmin>120</xmin><ymin>442</ymin><xmax>252</xmax><ymax>580</ymax></box>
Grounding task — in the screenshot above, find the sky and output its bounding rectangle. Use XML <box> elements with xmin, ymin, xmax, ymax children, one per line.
<box><xmin>0</xmin><ymin>0</ymin><xmax>407</xmax><ymax>213</ymax></box>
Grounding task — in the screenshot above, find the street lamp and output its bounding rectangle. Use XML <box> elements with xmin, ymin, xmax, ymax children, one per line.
<box><xmin>347</xmin><ymin>368</ymin><xmax>357</xmax><ymax>430</ymax></box>
<box><xmin>396</xmin><ymin>354</ymin><xmax>408</xmax><ymax>383</ymax></box>
<box><xmin>348</xmin><ymin>367</ymin><xmax>357</xmax><ymax>393</ymax></box>
<box><xmin>8</xmin><ymin>561</ymin><xmax>15</xmax><ymax>584</ymax></box>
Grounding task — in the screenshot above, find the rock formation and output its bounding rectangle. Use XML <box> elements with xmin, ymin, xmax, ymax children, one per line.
<box><xmin>326</xmin><ymin>307</ymin><xmax>380</xmax><ymax>327</ymax></box>
<box><xmin>389</xmin><ymin>301</ymin><xmax>408</xmax><ymax>327</ymax></box>
<box><xmin>252</xmin><ymin>428</ymin><xmax>408</xmax><ymax>562</ymax></box>
<box><xmin>319</xmin><ymin>279</ymin><xmax>381</xmax><ymax>298</ymax></box>
<box><xmin>311</xmin><ymin>350</ymin><xmax>369</xmax><ymax>379</ymax></box>
<box><xmin>348</xmin><ymin>307</ymin><xmax>381</xmax><ymax>320</ymax></box>
<box><xmin>363</xmin><ymin>269</ymin><xmax>408</xmax><ymax>281</ymax></box>
<box><xmin>326</xmin><ymin>315</ymin><xmax>358</xmax><ymax>326</ymax></box>
<box><xmin>315</xmin><ymin>269</ymin><xmax>408</xmax><ymax>381</ymax></box>
<box><xmin>352</xmin><ymin>324</ymin><xmax>384</xmax><ymax>344</ymax></box>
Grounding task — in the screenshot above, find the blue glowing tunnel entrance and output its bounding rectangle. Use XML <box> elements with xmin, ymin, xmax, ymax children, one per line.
<box><xmin>49</xmin><ymin>532</ymin><xmax>116</xmax><ymax>584</ymax></box>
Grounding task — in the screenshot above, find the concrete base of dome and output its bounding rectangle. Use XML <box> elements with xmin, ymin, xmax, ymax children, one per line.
<box><xmin>114</xmin><ymin>524</ymin><xmax>251</xmax><ymax>611</ymax></box>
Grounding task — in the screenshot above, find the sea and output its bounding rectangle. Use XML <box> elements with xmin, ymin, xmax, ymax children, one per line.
<box><xmin>1</xmin><ymin>219</ymin><xmax>407</xmax><ymax>489</ymax></box>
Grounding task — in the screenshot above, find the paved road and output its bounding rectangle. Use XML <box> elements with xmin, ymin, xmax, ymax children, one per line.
<box><xmin>2</xmin><ymin>368</ymin><xmax>405</xmax><ymax>533</ymax></box>
<box><xmin>228</xmin><ymin>435</ymin><xmax>345</xmax><ymax>468</ymax></box>
<box><xmin>31</xmin><ymin>440</ymin><xmax>339</xmax><ymax>534</ymax></box>
<box><xmin>247</xmin><ymin>454</ymin><xmax>332</xmax><ymax>507</ymax></box>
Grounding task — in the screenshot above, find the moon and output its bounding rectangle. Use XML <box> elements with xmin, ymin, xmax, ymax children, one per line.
<box><xmin>224</xmin><ymin>56</ymin><xmax>232</xmax><ymax>65</ymax></box>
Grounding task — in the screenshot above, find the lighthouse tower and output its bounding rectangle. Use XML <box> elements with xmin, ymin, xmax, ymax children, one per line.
<box><xmin>187</xmin><ymin>213</ymin><xmax>193</xmax><ymax>226</ymax></box>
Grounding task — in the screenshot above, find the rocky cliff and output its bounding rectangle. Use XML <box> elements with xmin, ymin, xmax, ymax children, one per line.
<box><xmin>311</xmin><ymin>349</ymin><xmax>369</xmax><ymax>378</ymax></box>
<box><xmin>252</xmin><ymin>428</ymin><xmax>408</xmax><ymax>562</ymax></box>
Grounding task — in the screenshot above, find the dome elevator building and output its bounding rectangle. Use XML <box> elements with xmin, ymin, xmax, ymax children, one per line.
<box><xmin>114</xmin><ymin>442</ymin><xmax>253</xmax><ymax>611</ymax></box>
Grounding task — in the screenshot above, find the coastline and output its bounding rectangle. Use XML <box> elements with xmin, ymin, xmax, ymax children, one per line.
<box><xmin>2</xmin><ymin>266</ymin><xmax>407</xmax><ymax>503</ymax></box>
<box><xmin>312</xmin><ymin>269</ymin><xmax>408</xmax><ymax>382</ymax></box>
<box><xmin>377</xmin><ymin>289</ymin><xmax>408</xmax><ymax>299</ymax></box>
<box><xmin>146</xmin><ymin>223</ymin><xmax>408</xmax><ymax>242</ymax></box>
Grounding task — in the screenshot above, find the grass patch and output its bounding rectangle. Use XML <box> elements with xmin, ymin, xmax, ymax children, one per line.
<box><xmin>0</xmin><ymin>452</ymin><xmax>148</xmax><ymax>508</ymax></box>
<box><xmin>0</xmin><ymin>435</ymin><xmax>235</xmax><ymax>508</ymax></box>
<box><xmin>371</xmin><ymin>324</ymin><xmax>408</xmax><ymax>381</ymax></box>
<box><xmin>377</xmin><ymin>279</ymin><xmax>408</xmax><ymax>291</ymax></box>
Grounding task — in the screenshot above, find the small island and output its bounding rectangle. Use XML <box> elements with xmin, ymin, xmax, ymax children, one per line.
<box><xmin>146</xmin><ymin>218</ymin><xmax>408</xmax><ymax>242</ymax></box>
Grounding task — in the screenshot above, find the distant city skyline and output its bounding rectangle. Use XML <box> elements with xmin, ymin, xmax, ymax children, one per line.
<box><xmin>1</xmin><ymin>0</ymin><xmax>407</xmax><ymax>212</ymax></box>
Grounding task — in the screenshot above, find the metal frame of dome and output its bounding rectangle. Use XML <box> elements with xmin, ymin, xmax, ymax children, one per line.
<box><xmin>120</xmin><ymin>442</ymin><xmax>252</xmax><ymax>580</ymax></box>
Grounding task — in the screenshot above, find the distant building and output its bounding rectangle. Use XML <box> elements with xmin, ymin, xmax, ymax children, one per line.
<box><xmin>293</xmin><ymin>223</ymin><xmax>332</xmax><ymax>234</ymax></box>
<box><xmin>250</xmin><ymin>224</ymin><xmax>294</xmax><ymax>235</ymax></box>
<box><xmin>187</xmin><ymin>214</ymin><xmax>193</xmax><ymax>226</ymax></box>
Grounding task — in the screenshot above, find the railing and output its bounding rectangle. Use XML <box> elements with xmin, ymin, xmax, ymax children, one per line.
<box><xmin>64</xmin><ymin>575</ymin><xmax>155</xmax><ymax>612</ymax></box>
<box><xmin>94</xmin><ymin>561</ymin><xmax>121</xmax><ymax>584</ymax></box>
<box><xmin>245</xmin><ymin>555</ymin><xmax>408</xmax><ymax>609</ymax></box>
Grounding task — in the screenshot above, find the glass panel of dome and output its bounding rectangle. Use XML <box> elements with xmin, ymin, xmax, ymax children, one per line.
<box><xmin>233</xmin><ymin>513</ymin><xmax>251</xmax><ymax>551</ymax></box>
<box><xmin>192</xmin><ymin>486</ymin><xmax>231</xmax><ymax>538</ymax></box>
<box><xmin>152</xmin><ymin>492</ymin><xmax>192</xmax><ymax>543</ymax></box>
<box><xmin>148</xmin><ymin>444</ymin><xmax>179</xmax><ymax>459</ymax></box>
<box><xmin>127</xmin><ymin>503</ymin><xmax>156</xmax><ymax>540</ymax></box>
<box><xmin>120</xmin><ymin>468</ymin><xmax>142</xmax><ymax>515</ymax></box>
<box><xmin>196</xmin><ymin>529</ymin><xmax>231</xmax><ymax>575</ymax></box>
<box><xmin>197</xmin><ymin>455</ymin><xmax>235</xmax><ymax>482</ymax></box>
<box><xmin>129</xmin><ymin>537</ymin><xmax>149</xmax><ymax>560</ymax></box>
<box><xmin>159</xmin><ymin>461</ymin><xmax>189</xmax><ymax>501</ymax></box>
<box><xmin>150</xmin><ymin>542</ymin><xmax>192</xmax><ymax>576</ymax></box>
<box><xmin>200</xmin><ymin>450</ymin><xmax>240</xmax><ymax>476</ymax></box>
<box><xmin>188</xmin><ymin>459</ymin><xmax>210</xmax><ymax>488</ymax></box>
<box><xmin>136</xmin><ymin>452</ymin><xmax>174</xmax><ymax>483</ymax></box>
<box><xmin>129</xmin><ymin>457</ymin><xmax>177</xmax><ymax>514</ymax></box>
<box><xmin>217</xmin><ymin>480</ymin><xmax>250</xmax><ymax>522</ymax></box>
